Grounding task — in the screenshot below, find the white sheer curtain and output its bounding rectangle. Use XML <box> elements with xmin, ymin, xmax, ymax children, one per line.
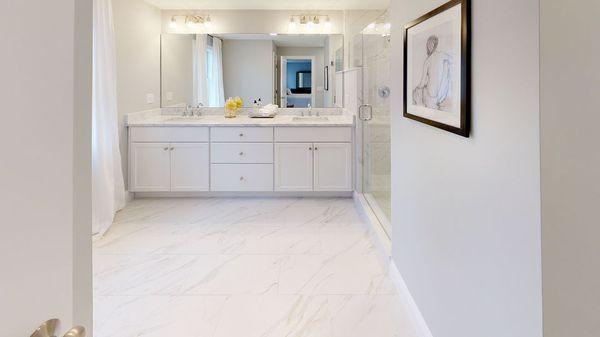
<box><xmin>193</xmin><ymin>34</ymin><xmax>208</xmax><ymax>106</ymax></box>
<box><xmin>193</xmin><ymin>35</ymin><xmax>224</xmax><ymax>107</ymax></box>
<box><xmin>92</xmin><ymin>0</ymin><xmax>126</xmax><ymax>236</ymax></box>
<box><xmin>208</xmin><ymin>37</ymin><xmax>225</xmax><ymax>106</ymax></box>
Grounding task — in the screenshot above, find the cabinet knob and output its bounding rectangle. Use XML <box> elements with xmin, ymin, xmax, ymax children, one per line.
<box><xmin>309</xmin><ymin>147</ymin><xmax>312</xmax><ymax>150</ymax></box>
<box><xmin>240</xmin><ymin>176</ymin><xmax>244</xmax><ymax>181</ymax></box>
<box><xmin>239</xmin><ymin>133</ymin><xmax>244</xmax><ymax>137</ymax></box>
<box><xmin>170</xmin><ymin>147</ymin><xmax>174</xmax><ymax>151</ymax></box>
<box><xmin>163</xmin><ymin>147</ymin><xmax>169</xmax><ymax>151</ymax></box>
<box><xmin>239</xmin><ymin>152</ymin><xmax>244</xmax><ymax>156</ymax></box>
<box><xmin>314</xmin><ymin>147</ymin><xmax>318</xmax><ymax>150</ymax></box>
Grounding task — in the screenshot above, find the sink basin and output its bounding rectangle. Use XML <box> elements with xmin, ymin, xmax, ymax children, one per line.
<box><xmin>166</xmin><ymin>116</ymin><xmax>203</xmax><ymax>121</ymax></box>
<box><xmin>292</xmin><ymin>116</ymin><xmax>329</xmax><ymax>122</ymax></box>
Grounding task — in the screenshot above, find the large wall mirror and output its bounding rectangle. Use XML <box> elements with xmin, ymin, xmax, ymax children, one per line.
<box><xmin>161</xmin><ymin>33</ymin><xmax>344</xmax><ymax>108</ymax></box>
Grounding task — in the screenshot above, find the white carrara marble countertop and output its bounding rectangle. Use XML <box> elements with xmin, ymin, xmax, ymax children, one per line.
<box><xmin>126</xmin><ymin>114</ymin><xmax>355</xmax><ymax>127</ymax></box>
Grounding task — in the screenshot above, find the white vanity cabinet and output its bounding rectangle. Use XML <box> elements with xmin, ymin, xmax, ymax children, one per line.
<box><xmin>274</xmin><ymin>143</ymin><xmax>314</xmax><ymax>191</ymax></box>
<box><xmin>170</xmin><ymin>143</ymin><xmax>210</xmax><ymax>191</ymax></box>
<box><xmin>129</xmin><ymin>127</ymin><xmax>210</xmax><ymax>192</ymax></box>
<box><xmin>128</xmin><ymin>124</ymin><xmax>353</xmax><ymax>194</ymax></box>
<box><xmin>313</xmin><ymin>143</ymin><xmax>352</xmax><ymax>191</ymax></box>
<box><xmin>210</xmin><ymin>127</ymin><xmax>274</xmax><ymax>191</ymax></box>
<box><xmin>129</xmin><ymin>142</ymin><xmax>172</xmax><ymax>191</ymax></box>
<box><xmin>274</xmin><ymin>127</ymin><xmax>353</xmax><ymax>192</ymax></box>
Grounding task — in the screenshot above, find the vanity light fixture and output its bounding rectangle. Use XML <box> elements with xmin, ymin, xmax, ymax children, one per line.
<box><xmin>289</xmin><ymin>14</ymin><xmax>330</xmax><ymax>30</ymax></box>
<box><xmin>168</xmin><ymin>14</ymin><xmax>211</xmax><ymax>30</ymax></box>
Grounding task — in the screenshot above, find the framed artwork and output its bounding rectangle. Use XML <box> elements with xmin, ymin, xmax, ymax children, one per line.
<box><xmin>404</xmin><ymin>0</ymin><xmax>470</xmax><ymax>137</ymax></box>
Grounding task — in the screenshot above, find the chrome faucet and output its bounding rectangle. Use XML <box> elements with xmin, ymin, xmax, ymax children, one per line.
<box><xmin>195</xmin><ymin>103</ymin><xmax>204</xmax><ymax>116</ymax></box>
<box><xmin>182</xmin><ymin>104</ymin><xmax>192</xmax><ymax>117</ymax></box>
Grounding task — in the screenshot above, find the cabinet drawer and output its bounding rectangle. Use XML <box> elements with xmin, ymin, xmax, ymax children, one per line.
<box><xmin>274</xmin><ymin>127</ymin><xmax>351</xmax><ymax>142</ymax></box>
<box><xmin>130</xmin><ymin>126</ymin><xmax>209</xmax><ymax>142</ymax></box>
<box><xmin>211</xmin><ymin>164</ymin><xmax>273</xmax><ymax>191</ymax></box>
<box><xmin>211</xmin><ymin>127</ymin><xmax>273</xmax><ymax>142</ymax></box>
<box><xmin>211</xmin><ymin>143</ymin><xmax>273</xmax><ymax>163</ymax></box>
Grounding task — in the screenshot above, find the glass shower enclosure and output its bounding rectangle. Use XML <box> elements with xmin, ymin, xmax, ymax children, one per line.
<box><xmin>354</xmin><ymin>13</ymin><xmax>392</xmax><ymax>237</ymax></box>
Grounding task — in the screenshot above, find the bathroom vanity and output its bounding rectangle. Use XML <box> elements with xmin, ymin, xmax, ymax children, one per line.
<box><xmin>127</xmin><ymin>113</ymin><xmax>354</xmax><ymax>195</ymax></box>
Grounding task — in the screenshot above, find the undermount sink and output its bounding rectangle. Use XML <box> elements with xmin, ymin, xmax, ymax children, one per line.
<box><xmin>292</xmin><ymin>116</ymin><xmax>329</xmax><ymax>122</ymax></box>
<box><xmin>166</xmin><ymin>116</ymin><xmax>203</xmax><ymax>121</ymax></box>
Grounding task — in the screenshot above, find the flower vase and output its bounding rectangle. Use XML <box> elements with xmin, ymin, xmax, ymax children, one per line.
<box><xmin>225</xmin><ymin>107</ymin><xmax>237</xmax><ymax>118</ymax></box>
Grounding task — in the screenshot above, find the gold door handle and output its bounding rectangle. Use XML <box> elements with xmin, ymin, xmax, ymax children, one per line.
<box><xmin>31</xmin><ymin>319</ymin><xmax>86</xmax><ymax>337</ymax></box>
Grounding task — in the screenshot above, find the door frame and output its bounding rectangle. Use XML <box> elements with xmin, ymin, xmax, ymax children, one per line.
<box><xmin>280</xmin><ymin>55</ymin><xmax>316</xmax><ymax>108</ymax></box>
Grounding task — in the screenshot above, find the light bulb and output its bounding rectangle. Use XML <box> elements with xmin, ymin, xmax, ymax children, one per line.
<box><xmin>324</xmin><ymin>18</ymin><xmax>332</xmax><ymax>32</ymax></box>
<box><xmin>169</xmin><ymin>17</ymin><xmax>177</xmax><ymax>29</ymax></box>
<box><xmin>204</xmin><ymin>15</ymin><xmax>212</xmax><ymax>30</ymax></box>
<box><xmin>289</xmin><ymin>18</ymin><xmax>297</xmax><ymax>31</ymax></box>
<box><xmin>186</xmin><ymin>19</ymin><xmax>195</xmax><ymax>28</ymax></box>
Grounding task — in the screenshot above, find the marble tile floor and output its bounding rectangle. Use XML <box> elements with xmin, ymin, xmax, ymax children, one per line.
<box><xmin>93</xmin><ymin>197</ymin><xmax>417</xmax><ymax>337</ymax></box>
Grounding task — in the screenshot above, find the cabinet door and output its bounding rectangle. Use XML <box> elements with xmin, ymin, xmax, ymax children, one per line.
<box><xmin>313</xmin><ymin>143</ymin><xmax>352</xmax><ymax>191</ymax></box>
<box><xmin>274</xmin><ymin>143</ymin><xmax>313</xmax><ymax>191</ymax></box>
<box><xmin>129</xmin><ymin>142</ymin><xmax>171</xmax><ymax>192</ymax></box>
<box><xmin>170</xmin><ymin>143</ymin><xmax>209</xmax><ymax>191</ymax></box>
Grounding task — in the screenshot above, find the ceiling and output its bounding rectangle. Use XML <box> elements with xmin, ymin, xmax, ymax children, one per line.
<box><xmin>144</xmin><ymin>0</ymin><xmax>389</xmax><ymax>10</ymax></box>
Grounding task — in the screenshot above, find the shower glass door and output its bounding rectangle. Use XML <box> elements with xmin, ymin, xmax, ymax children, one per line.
<box><xmin>356</xmin><ymin>13</ymin><xmax>392</xmax><ymax>237</ymax></box>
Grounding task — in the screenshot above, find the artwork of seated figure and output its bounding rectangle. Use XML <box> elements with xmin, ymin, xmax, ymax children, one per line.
<box><xmin>412</xmin><ymin>35</ymin><xmax>453</xmax><ymax>111</ymax></box>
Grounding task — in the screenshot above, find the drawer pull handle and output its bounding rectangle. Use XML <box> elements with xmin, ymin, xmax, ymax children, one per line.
<box><xmin>239</xmin><ymin>152</ymin><xmax>244</xmax><ymax>156</ymax></box>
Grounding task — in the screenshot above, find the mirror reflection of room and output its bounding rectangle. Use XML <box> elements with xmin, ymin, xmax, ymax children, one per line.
<box><xmin>161</xmin><ymin>34</ymin><xmax>343</xmax><ymax>108</ymax></box>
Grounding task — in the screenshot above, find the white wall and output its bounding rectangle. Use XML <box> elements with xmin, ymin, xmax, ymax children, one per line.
<box><xmin>162</xmin><ymin>10</ymin><xmax>344</xmax><ymax>35</ymax></box>
<box><xmin>390</xmin><ymin>1</ymin><xmax>542</xmax><ymax>337</ymax></box>
<box><xmin>540</xmin><ymin>1</ymin><xmax>600</xmax><ymax>336</ymax></box>
<box><xmin>0</xmin><ymin>0</ymin><xmax>92</xmax><ymax>336</ymax></box>
<box><xmin>222</xmin><ymin>39</ymin><xmax>274</xmax><ymax>105</ymax></box>
<box><xmin>113</xmin><ymin>0</ymin><xmax>162</xmax><ymax>185</ymax></box>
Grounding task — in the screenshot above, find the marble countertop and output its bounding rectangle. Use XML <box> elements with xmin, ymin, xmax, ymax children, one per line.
<box><xmin>126</xmin><ymin>114</ymin><xmax>355</xmax><ymax>127</ymax></box>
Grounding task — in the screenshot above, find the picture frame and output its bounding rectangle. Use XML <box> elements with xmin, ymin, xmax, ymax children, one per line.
<box><xmin>403</xmin><ymin>0</ymin><xmax>470</xmax><ymax>137</ymax></box>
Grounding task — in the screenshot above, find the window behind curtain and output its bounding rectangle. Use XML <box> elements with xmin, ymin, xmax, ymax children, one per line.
<box><xmin>206</xmin><ymin>44</ymin><xmax>218</xmax><ymax>106</ymax></box>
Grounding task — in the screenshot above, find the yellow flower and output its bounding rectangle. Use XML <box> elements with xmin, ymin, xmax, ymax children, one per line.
<box><xmin>225</xmin><ymin>98</ymin><xmax>237</xmax><ymax>110</ymax></box>
<box><xmin>234</xmin><ymin>97</ymin><xmax>243</xmax><ymax>108</ymax></box>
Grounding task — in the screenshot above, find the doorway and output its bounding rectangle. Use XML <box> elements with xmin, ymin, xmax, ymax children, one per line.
<box><xmin>280</xmin><ymin>56</ymin><xmax>315</xmax><ymax>108</ymax></box>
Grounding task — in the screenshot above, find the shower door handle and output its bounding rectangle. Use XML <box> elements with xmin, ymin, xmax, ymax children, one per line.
<box><xmin>359</xmin><ymin>104</ymin><xmax>373</xmax><ymax>121</ymax></box>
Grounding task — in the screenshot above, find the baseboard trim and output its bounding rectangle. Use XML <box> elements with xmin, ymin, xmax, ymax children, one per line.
<box><xmin>389</xmin><ymin>261</ymin><xmax>435</xmax><ymax>337</ymax></box>
<box><xmin>353</xmin><ymin>192</ymin><xmax>433</xmax><ymax>337</ymax></box>
<box><xmin>134</xmin><ymin>191</ymin><xmax>354</xmax><ymax>198</ymax></box>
